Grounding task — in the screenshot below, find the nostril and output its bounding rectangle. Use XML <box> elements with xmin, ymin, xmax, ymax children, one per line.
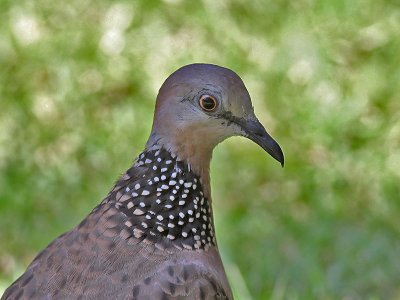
<box><xmin>255</xmin><ymin>130</ymin><xmax>264</xmax><ymax>137</ymax></box>
<box><xmin>245</xmin><ymin>120</ymin><xmax>266</xmax><ymax>138</ymax></box>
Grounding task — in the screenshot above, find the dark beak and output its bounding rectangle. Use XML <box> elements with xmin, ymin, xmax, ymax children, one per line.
<box><xmin>238</xmin><ymin>118</ymin><xmax>284</xmax><ymax>167</ymax></box>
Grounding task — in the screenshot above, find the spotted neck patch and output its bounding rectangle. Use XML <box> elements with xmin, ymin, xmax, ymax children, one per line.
<box><xmin>112</xmin><ymin>147</ymin><xmax>216</xmax><ymax>251</ymax></box>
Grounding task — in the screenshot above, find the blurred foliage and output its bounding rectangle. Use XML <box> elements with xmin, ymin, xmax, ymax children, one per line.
<box><xmin>1</xmin><ymin>0</ymin><xmax>400</xmax><ymax>299</ymax></box>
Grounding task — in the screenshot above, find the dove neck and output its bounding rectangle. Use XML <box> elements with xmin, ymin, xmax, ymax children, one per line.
<box><xmin>111</xmin><ymin>147</ymin><xmax>216</xmax><ymax>251</ymax></box>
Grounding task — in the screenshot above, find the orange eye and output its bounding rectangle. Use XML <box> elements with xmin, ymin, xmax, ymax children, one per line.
<box><xmin>199</xmin><ymin>95</ymin><xmax>218</xmax><ymax>112</ymax></box>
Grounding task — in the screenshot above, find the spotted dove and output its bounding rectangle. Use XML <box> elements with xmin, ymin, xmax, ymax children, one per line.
<box><xmin>2</xmin><ymin>63</ymin><xmax>284</xmax><ymax>300</ymax></box>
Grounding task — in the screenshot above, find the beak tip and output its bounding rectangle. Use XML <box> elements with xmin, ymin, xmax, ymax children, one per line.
<box><xmin>238</xmin><ymin>118</ymin><xmax>285</xmax><ymax>168</ymax></box>
<box><xmin>276</xmin><ymin>149</ymin><xmax>285</xmax><ymax>168</ymax></box>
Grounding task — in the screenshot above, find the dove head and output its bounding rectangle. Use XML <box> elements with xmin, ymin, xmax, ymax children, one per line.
<box><xmin>147</xmin><ymin>63</ymin><xmax>284</xmax><ymax>181</ymax></box>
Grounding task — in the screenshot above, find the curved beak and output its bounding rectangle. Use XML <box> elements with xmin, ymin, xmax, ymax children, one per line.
<box><xmin>237</xmin><ymin>118</ymin><xmax>284</xmax><ymax>167</ymax></box>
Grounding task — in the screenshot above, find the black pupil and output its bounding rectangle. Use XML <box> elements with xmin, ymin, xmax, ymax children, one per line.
<box><xmin>202</xmin><ymin>97</ymin><xmax>215</xmax><ymax>110</ymax></box>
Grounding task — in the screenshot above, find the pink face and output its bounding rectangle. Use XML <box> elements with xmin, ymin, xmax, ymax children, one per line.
<box><xmin>148</xmin><ymin>63</ymin><xmax>284</xmax><ymax>171</ymax></box>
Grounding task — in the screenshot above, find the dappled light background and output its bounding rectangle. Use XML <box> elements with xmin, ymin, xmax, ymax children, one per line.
<box><xmin>1</xmin><ymin>0</ymin><xmax>400</xmax><ymax>299</ymax></box>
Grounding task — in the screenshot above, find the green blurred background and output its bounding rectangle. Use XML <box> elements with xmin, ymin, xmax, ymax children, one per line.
<box><xmin>1</xmin><ymin>0</ymin><xmax>400</xmax><ymax>299</ymax></box>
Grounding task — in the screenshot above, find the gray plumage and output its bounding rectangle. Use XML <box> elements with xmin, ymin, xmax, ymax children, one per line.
<box><xmin>2</xmin><ymin>64</ymin><xmax>283</xmax><ymax>300</ymax></box>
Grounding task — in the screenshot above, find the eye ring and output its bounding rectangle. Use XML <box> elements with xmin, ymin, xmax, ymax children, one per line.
<box><xmin>199</xmin><ymin>95</ymin><xmax>218</xmax><ymax>112</ymax></box>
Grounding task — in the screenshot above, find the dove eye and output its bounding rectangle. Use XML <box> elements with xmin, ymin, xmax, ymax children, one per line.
<box><xmin>199</xmin><ymin>95</ymin><xmax>218</xmax><ymax>112</ymax></box>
